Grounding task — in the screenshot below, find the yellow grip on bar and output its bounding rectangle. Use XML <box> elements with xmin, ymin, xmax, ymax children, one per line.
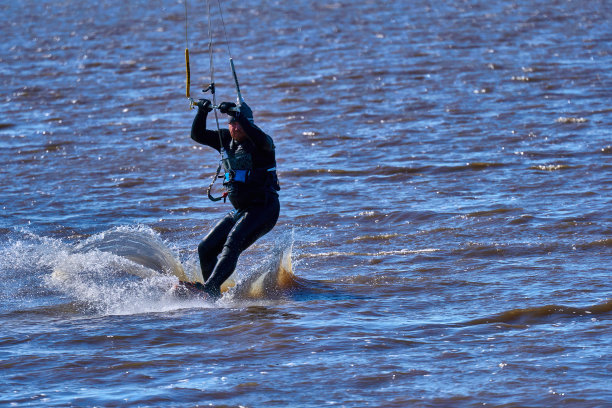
<box><xmin>185</xmin><ymin>48</ymin><xmax>191</xmax><ymax>99</ymax></box>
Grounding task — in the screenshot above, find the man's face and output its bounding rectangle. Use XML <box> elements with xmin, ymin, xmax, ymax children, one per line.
<box><xmin>229</xmin><ymin>121</ymin><xmax>247</xmax><ymax>142</ymax></box>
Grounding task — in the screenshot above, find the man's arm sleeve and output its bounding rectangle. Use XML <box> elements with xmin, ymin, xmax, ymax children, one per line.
<box><xmin>191</xmin><ymin>109</ymin><xmax>223</xmax><ymax>151</ymax></box>
<box><xmin>238</xmin><ymin>115</ymin><xmax>275</xmax><ymax>151</ymax></box>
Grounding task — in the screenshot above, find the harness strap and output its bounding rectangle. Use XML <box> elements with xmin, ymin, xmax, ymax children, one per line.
<box><xmin>207</xmin><ymin>163</ymin><xmax>227</xmax><ymax>202</ymax></box>
<box><xmin>223</xmin><ymin>167</ymin><xmax>278</xmax><ymax>185</ymax></box>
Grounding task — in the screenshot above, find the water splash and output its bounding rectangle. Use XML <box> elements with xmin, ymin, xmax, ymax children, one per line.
<box><xmin>230</xmin><ymin>236</ymin><xmax>301</xmax><ymax>299</ymax></box>
<box><xmin>71</xmin><ymin>225</ymin><xmax>191</xmax><ymax>281</ymax></box>
<box><xmin>0</xmin><ymin>225</ymin><xmax>303</xmax><ymax>316</ymax></box>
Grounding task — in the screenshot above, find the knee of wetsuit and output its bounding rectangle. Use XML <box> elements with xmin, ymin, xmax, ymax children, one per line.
<box><xmin>198</xmin><ymin>239</ymin><xmax>217</xmax><ymax>257</ymax></box>
<box><xmin>220</xmin><ymin>240</ymin><xmax>243</xmax><ymax>260</ymax></box>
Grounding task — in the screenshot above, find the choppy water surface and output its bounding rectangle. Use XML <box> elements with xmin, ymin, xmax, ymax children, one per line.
<box><xmin>1</xmin><ymin>0</ymin><xmax>611</xmax><ymax>406</ymax></box>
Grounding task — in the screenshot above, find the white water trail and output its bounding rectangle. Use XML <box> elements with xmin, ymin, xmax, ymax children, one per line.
<box><xmin>0</xmin><ymin>225</ymin><xmax>300</xmax><ymax>316</ymax></box>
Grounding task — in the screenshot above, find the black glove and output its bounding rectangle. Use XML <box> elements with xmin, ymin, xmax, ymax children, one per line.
<box><xmin>197</xmin><ymin>99</ymin><xmax>212</xmax><ymax>112</ymax></box>
<box><xmin>238</xmin><ymin>102</ymin><xmax>254</xmax><ymax>123</ymax></box>
<box><xmin>218</xmin><ymin>102</ymin><xmax>238</xmax><ymax>117</ymax></box>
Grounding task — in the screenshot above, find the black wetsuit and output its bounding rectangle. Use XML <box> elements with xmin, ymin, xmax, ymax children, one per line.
<box><xmin>190</xmin><ymin>105</ymin><xmax>280</xmax><ymax>298</ymax></box>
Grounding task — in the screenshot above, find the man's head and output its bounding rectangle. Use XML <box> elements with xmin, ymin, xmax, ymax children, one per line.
<box><xmin>228</xmin><ymin>119</ymin><xmax>247</xmax><ymax>142</ymax></box>
<box><xmin>227</xmin><ymin>102</ymin><xmax>254</xmax><ymax>142</ymax></box>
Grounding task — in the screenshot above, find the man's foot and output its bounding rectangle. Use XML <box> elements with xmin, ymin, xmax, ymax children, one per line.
<box><xmin>170</xmin><ymin>281</ymin><xmax>209</xmax><ymax>299</ymax></box>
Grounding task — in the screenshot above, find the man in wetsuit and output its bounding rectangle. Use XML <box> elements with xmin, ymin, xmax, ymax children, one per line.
<box><xmin>187</xmin><ymin>99</ymin><xmax>280</xmax><ymax>298</ymax></box>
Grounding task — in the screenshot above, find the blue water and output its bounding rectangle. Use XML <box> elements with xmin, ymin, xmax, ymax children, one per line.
<box><xmin>1</xmin><ymin>0</ymin><xmax>611</xmax><ymax>406</ymax></box>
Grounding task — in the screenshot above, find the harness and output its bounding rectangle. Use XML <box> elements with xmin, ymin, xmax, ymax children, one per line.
<box><xmin>220</xmin><ymin>147</ymin><xmax>278</xmax><ymax>189</ymax></box>
<box><xmin>205</xmin><ymin>154</ymin><xmax>278</xmax><ymax>203</ymax></box>
<box><xmin>224</xmin><ymin>169</ymin><xmax>278</xmax><ymax>184</ymax></box>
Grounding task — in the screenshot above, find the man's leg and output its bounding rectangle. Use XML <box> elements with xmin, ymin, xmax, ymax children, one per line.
<box><xmin>197</xmin><ymin>211</ymin><xmax>239</xmax><ymax>282</ymax></box>
<box><xmin>204</xmin><ymin>198</ymin><xmax>280</xmax><ymax>297</ymax></box>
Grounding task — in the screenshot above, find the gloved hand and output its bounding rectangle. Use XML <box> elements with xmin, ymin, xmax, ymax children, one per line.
<box><xmin>197</xmin><ymin>99</ymin><xmax>213</xmax><ymax>112</ymax></box>
<box><xmin>238</xmin><ymin>102</ymin><xmax>253</xmax><ymax>123</ymax></box>
<box><xmin>218</xmin><ymin>101</ymin><xmax>238</xmax><ymax>117</ymax></box>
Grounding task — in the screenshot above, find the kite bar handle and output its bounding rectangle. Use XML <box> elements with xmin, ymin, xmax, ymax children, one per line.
<box><xmin>188</xmin><ymin>98</ymin><xmax>240</xmax><ymax>112</ymax></box>
<box><xmin>185</xmin><ymin>48</ymin><xmax>191</xmax><ymax>100</ymax></box>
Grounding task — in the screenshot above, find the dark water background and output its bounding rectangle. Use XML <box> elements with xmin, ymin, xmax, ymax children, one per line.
<box><xmin>1</xmin><ymin>0</ymin><xmax>611</xmax><ymax>406</ymax></box>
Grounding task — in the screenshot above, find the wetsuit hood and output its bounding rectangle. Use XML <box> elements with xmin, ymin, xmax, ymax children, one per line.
<box><xmin>229</xmin><ymin>102</ymin><xmax>254</xmax><ymax>125</ymax></box>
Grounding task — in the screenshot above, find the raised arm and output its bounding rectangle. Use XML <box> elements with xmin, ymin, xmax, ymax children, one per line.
<box><xmin>190</xmin><ymin>99</ymin><xmax>226</xmax><ymax>151</ymax></box>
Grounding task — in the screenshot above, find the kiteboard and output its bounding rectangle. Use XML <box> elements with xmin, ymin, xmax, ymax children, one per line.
<box><xmin>168</xmin><ymin>278</ymin><xmax>235</xmax><ymax>300</ymax></box>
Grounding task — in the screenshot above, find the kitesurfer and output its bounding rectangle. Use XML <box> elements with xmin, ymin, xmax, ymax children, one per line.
<box><xmin>186</xmin><ymin>99</ymin><xmax>280</xmax><ymax>298</ymax></box>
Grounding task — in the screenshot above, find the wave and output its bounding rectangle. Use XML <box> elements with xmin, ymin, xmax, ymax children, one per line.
<box><xmin>529</xmin><ymin>164</ymin><xmax>575</xmax><ymax>171</ymax></box>
<box><xmin>297</xmin><ymin>248</ymin><xmax>440</xmax><ymax>259</ymax></box>
<box><xmin>281</xmin><ymin>162</ymin><xmax>508</xmax><ymax>179</ymax></box>
<box><xmin>555</xmin><ymin>117</ymin><xmax>587</xmax><ymax>124</ymax></box>
<box><xmin>464</xmin><ymin>208</ymin><xmax>518</xmax><ymax>217</ymax></box>
<box><xmin>465</xmin><ymin>300</ymin><xmax>612</xmax><ymax>327</ymax></box>
<box><xmin>576</xmin><ymin>238</ymin><xmax>612</xmax><ymax>249</ymax></box>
